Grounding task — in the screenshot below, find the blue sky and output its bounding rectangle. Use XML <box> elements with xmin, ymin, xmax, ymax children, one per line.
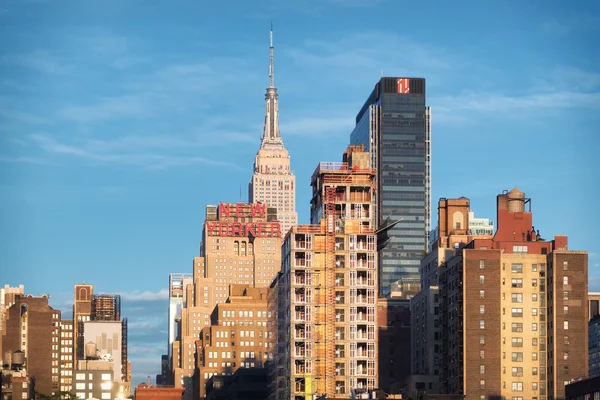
<box><xmin>1</xmin><ymin>0</ymin><xmax>599</xmax><ymax>384</ymax></box>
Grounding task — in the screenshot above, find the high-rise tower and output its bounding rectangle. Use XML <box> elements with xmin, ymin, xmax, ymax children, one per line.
<box><xmin>350</xmin><ymin>77</ymin><xmax>431</xmax><ymax>296</ymax></box>
<box><xmin>249</xmin><ymin>27</ymin><xmax>298</xmax><ymax>236</ymax></box>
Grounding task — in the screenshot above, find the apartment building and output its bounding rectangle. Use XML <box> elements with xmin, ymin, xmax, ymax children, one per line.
<box><xmin>438</xmin><ymin>188</ymin><xmax>588</xmax><ymax>400</ymax></box>
<box><xmin>193</xmin><ymin>285</ymin><xmax>272</xmax><ymax>399</ymax></box>
<box><xmin>272</xmin><ymin>145</ymin><xmax>378</xmax><ymax>399</ymax></box>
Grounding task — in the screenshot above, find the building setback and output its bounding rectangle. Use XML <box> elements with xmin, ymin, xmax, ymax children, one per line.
<box><xmin>249</xmin><ymin>27</ymin><xmax>297</xmax><ymax>236</ymax></box>
<box><xmin>193</xmin><ymin>285</ymin><xmax>273</xmax><ymax>399</ymax></box>
<box><xmin>170</xmin><ymin>202</ymin><xmax>283</xmax><ymax>399</ymax></box>
<box><xmin>438</xmin><ymin>188</ymin><xmax>588</xmax><ymax>400</ymax></box>
<box><xmin>272</xmin><ymin>145</ymin><xmax>378</xmax><ymax>399</ymax></box>
<box><xmin>350</xmin><ymin>77</ymin><xmax>431</xmax><ymax>295</ymax></box>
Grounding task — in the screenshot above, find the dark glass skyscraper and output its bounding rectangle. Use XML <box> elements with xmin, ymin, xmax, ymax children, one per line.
<box><xmin>350</xmin><ymin>77</ymin><xmax>431</xmax><ymax>296</ymax></box>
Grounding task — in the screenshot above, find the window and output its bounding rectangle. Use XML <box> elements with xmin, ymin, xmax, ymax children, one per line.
<box><xmin>480</xmin><ymin>320</ymin><xmax>485</xmax><ymax>329</ymax></box>
<box><xmin>480</xmin><ymin>305</ymin><xmax>485</xmax><ymax>314</ymax></box>
<box><xmin>532</xmin><ymin>338</ymin><xmax>538</xmax><ymax>346</ymax></box>
<box><xmin>480</xmin><ymin>380</ymin><xmax>485</xmax><ymax>389</ymax></box>
<box><xmin>511</xmin><ymin>308</ymin><xmax>523</xmax><ymax>317</ymax></box>
<box><xmin>511</xmin><ymin>279</ymin><xmax>523</xmax><ymax>288</ymax></box>
<box><xmin>480</xmin><ymin>335</ymin><xmax>485</xmax><ymax>344</ymax></box>
<box><xmin>532</xmin><ymin>352</ymin><xmax>538</xmax><ymax>361</ymax></box>
<box><xmin>480</xmin><ymin>290</ymin><xmax>485</xmax><ymax>299</ymax></box>
<box><xmin>563</xmin><ymin>276</ymin><xmax>569</xmax><ymax>286</ymax></box>
<box><xmin>532</xmin><ymin>308</ymin><xmax>538</xmax><ymax>316</ymax></box>
<box><xmin>480</xmin><ymin>365</ymin><xmax>486</xmax><ymax>374</ymax></box>
<box><xmin>512</xmin><ymin>382</ymin><xmax>523</xmax><ymax>391</ymax></box>
<box><xmin>563</xmin><ymin>261</ymin><xmax>568</xmax><ymax>270</ymax></box>
<box><xmin>564</xmin><ymin>321</ymin><xmax>569</xmax><ymax>330</ymax></box>
<box><xmin>532</xmin><ymin>264</ymin><xmax>538</xmax><ymax>272</ymax></box>
<box><xmin>564</xmin><ymin>306</ymin><xmax>569</xmax><ymax>315</ymax></box>
<box><xmin>532</xmin><ymin>382</ymin><xmax>538</xmax><ymax>390</ymax></box>
<box><xmin>480</xmin><ymin>260</ymin><xmax>485</xmax><ymax>270</ymax></box>
<box><xmin>532</xmin><ymin>323</ymin><xmax>538</xmax><ymax>331</ymax></box>
<box><xmin>532</xmin><ymin>293</ymin><xmax>538</xmax><ymax>302</ymax></box>
<box><xmin>511</xmin><ymin>264</ymin><xmax>523</xmax><ymax>273</ymax></box>
<box><xmin>480</xmin><ymin>275</ymin><xmax>485</xmax><ymax>284</ymax></box>
<box><xmin>532</xmin><ymin>279</ymin><xmax>537</xmax><ymax>287</ymax></box>
<box><xmin>532</xmin><ymin>367</ymin><xmax>538</xmax><ymax>375</ymax></box>
<box><xmin>512</xmin><ymin>293</ymin><xmax>523</xmax><ymax>303</ymax></box>
<box><xmin>512</xmin><ymin>352</ymin><xmax>523</xmax><ymax>362</ymax></box>
<box><xmin>480</xmin><ymin>350</ymin><xmax>485</xmax><ymax>359</ymax></box>
<box><xmin>564</xmin><ymin>291</ymin><xmax>569</xmax><ymax>300</ymax></box>
<box><xmin>512</xmin><ymin>337</ymin><xmax>523</xmax><ymax>347</ymax></box>
<box><xmin>512</xmin><ymin>367</ymin><xmax>523</xmax><ymax>377</ymax></box>
<box><xmin>512</xmin><ymin>323</ymin><xmax>523</xmax><ymax>332</ymax></box>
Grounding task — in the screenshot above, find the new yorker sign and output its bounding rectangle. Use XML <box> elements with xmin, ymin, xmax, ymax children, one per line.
<box><xmin>205</xmin><ymin>202</ymin><xmax>282</xmax><ymax>238</ymax></box>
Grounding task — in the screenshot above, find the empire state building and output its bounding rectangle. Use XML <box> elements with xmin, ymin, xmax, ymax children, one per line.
<box><xmin>249</xmin><ymin>28</ymin><xmax>298</xmax><ymax>236</ymax></box>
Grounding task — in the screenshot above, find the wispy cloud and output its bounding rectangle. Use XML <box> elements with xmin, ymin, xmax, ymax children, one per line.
<box><xmin>431</xmin><ymin>90</ymin><xmax>600</xmax><ymax>124</ymax></box>
<box><xmin>58</xmin><ymin>93</ymin><xmax>159</xmax><ymax>123</ymax></box>
<box><xmin>286</xmin><ymin>31</ymin><xmax>457</xmax><ymax>82</ymax></box>
<box><xmin>539</xmin><ymin>15</ymin><xmax>600</xmax><ymax>37</ymax></box>
<box><xmin>281</xmin><ymin>115</ymin><xmax>353</xmax><ymax>137</ymax></box>
<box><xmin>110</xmin><ymin>56</ymin><xmax>149</xmax><ymax>70</ymax></box>
<box><xmin>0</xmin><ymin>108</ymin><xmax>52</xmax><ymax>125</ymax></box>
<box><xmin>117</xmin><ymin>289</ymin><xmax>169</xmax><ymax>301</ymax></box>
<box><xmin>1</xmin><ymin>50</ymin><xmax>71</xmax><ymax>74</ymax></box>
<box><xmin>29</xmin><ymin>133</ymin><xmax>244</xmax><ymax>170</ymax></box>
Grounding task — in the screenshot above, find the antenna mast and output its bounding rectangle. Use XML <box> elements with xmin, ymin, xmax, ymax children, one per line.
<box><xmin>269</xmin><ymin>22</ymin><xmax>274</xmax><ymax>87</ymax></box>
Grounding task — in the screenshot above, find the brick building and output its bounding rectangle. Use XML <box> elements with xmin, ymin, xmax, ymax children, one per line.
<box><xmin>438</xmin><ymin>188</ymin><xmax>588</xmax><ymax>400</ymax></box>
<box><xmin>1</xmin><ymin>295</ymin><xmax>61</xmax><ymax>397</ymax></box>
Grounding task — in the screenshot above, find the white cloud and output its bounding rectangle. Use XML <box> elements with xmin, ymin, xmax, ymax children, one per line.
<box><xmin>116</xmin><ymin>289</ymin><xmax>169</xmax><ymax>301</ymax></box>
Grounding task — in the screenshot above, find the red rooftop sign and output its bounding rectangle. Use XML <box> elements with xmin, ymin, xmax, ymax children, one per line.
<box><xmin>206</xmin><ymin>202</ymin><xmax>281</xmax><ymax>238</ymax></box>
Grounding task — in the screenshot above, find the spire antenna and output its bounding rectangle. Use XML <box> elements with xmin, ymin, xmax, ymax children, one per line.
<box><xmin>269</xmin><ymin>22</ymin><xmax>274</xmax><ymax>88</ymax></box>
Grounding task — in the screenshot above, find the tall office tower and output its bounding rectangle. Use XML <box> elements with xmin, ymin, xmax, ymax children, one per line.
<box><xmin>168</xmin><ymin>272</ymin><xmax>193</xmax><ymax>385</ymax></box>
<box><xmin>73</xmin><ymin>284</ymin><xmax>93</xmax><ymax>361</ymax></box>
<box><xmin>272</xmin><ymin>145</ymin><xmax>378</xmax><ymax>399</ymax></box>
<box><xmin>249</xmin><ymin>28</ymin><xmax>297</xmax><ymax>236</ymax></box>
<box><xmin>2</xmin><ymin>295</ymin><xmax>61</xmax><ymax>397</ymax></box>
<box><xmin>409</xmin><ymin>197</ymin><xmax>494</xmax><ymax>397</ymax></box>
<box><xmin>193</xmin><ymin>285</ymin><xmax>273</xmax><ymax>399</ymax></box>
<box><xmin>350</xmin><ymin>77</ymin><xmax>431</xmax><ymax>296</ymax></box>
<box><xmin>437</xmin><ymin>188</ymin><xmax>588</xmax><ymax>399</ymax></box>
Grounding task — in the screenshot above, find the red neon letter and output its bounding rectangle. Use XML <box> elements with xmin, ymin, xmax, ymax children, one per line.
<box><xmin>219</xmin><ymin>202</ymin><xmax>230</xmax><ymax>218</ymax></box>
<box><xmin>220</xmin><ymin>222</ymin><xmax>229</xmax><ymax>236</ymax></box>
<box><xmin>246</xmin><ymin>223</ymin><xmax>256</xmax><ymax>237</ymax></box>
<box><xmin>235</xmin><ymin>203</ymin><xmax>245</xmax><ymax>218</ymax></box>
<box><xmin>206</xmin><ymin>222</ymin><xmax>217</xmax><ymax>236</ymax></box>
<box><xmin>231</xmin><ymin>222</ymin><xmax>242</xmax><ymax>236</ymax></box>
<box><xmin>251</xmin><ymin>203</ymin><xmax>266</xmax><ymax>218</ymax></box>
<box><xmin>270</xmin><ymin>223</ymin><xmax>282</xmax><ymax>237</ymax></box>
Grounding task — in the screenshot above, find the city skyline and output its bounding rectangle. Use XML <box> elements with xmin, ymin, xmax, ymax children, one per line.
<box><xmin>1</xmin><ymin>0</ymin><xmax>598</xmax><ymax>385</ymax></box>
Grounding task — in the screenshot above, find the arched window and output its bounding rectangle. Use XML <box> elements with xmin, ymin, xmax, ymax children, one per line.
<box><xmin>234</xmin><ymin>241</ymin><xmax>240</xmax><ymax>256</ymax></box>
<box><xmin>453</xmin><ymin>211</ymin><xmax>463</xmax><ymax>230</ymax></box>
<box><xmin>241</xmin><ymin>242</ymin><xmax>247</xmax><ymax>257</ymax></box>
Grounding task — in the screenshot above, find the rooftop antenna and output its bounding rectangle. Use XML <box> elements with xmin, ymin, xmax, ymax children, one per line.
<box><xmin>269</xmin><ymin>21</ymin><xmax>274</xmax><ymax>88</ymax></box>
